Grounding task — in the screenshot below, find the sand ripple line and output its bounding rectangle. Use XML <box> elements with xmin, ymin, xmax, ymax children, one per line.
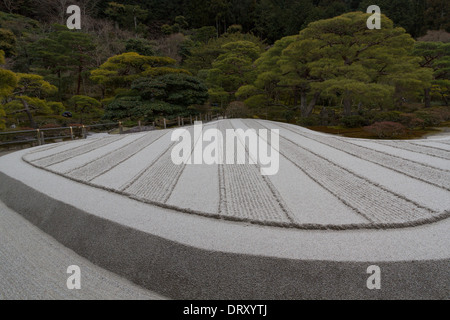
<box><xmin>279</xmin><ymin>123</ymin><xmax>450</xmax><ymax>191</ymax></box>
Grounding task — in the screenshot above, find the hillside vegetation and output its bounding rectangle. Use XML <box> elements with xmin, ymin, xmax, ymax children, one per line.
<box><xmin>0</xmin><ymin>1</ymin><xmax>449</xmax><ymax>138</ymax></box>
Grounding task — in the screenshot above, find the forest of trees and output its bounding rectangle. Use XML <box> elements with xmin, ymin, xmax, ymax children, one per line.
<box><xmin>0</xmin><ymin>0</ymin><xmax>449</xmax><ymax>138</ymax></box>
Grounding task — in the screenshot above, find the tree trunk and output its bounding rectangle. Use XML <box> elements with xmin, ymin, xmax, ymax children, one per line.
<box><xmin>80</xmin><ymin>107</ymin><xmax>85</xmax><ymax>125</ymax></box>
<box><xmin>441</xmin><ymin>92</ymin><xmax>449</xmax><ymax>107</ymax></box>
<box><xmin>343</xmin><ymin>96</ymin><xmax>352</xmax><ymax>117</ymax></box>
<box><xmin>300</xmin><ymin>92</ymin><xmax>320</xmax><ymax>117</ymax></box>
<box><xmin>300</xmin><ymin>93</ymin><xmax>306</xmax><ymax>112</ymax></box>
<box><xmin>77</xmin><ymin>64</ymin><xmax>82</xmax><ymax>95</ymax></box>
<box><xmin>21</xmin><ymin>99</ymin><xmax>37</xmax><ymax>128</ymax></box>
<box><xmin>293</xmin><ymin>89</ymin><xmax>298</xmax><ymax>107</ymax></box>
<box><xmin>58</xmin><ymin>70</ymin><xmax>62</xmax><ymax>101</ymax></box>
<box><xmin>216</xmin><ymin>16</ymin><xmax>220</xmax><ymax>38</ymax></box>
<box><xmin>357</xmin><ymin>102</ymin><xmax>363</xmax><ymax>112</ymax></box>
<box><xmin>424</xmin><ymin>88</ymin><xmax>431</xmax><ymax>108</ymax></box>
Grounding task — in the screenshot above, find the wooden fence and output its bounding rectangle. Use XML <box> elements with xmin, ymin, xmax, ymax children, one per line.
<box><xmin>0</xmin><ymin>114</ymin><xmax>225</xmax><ymax>151</ymax></box>
<box><xmin>155</xmin><ymin>113</ymin><xmax>223</xmax><ymax>129</ymax></box>
<box><xmin>0</xmin><ymin>123</ymin><xmax>117</xmax><ymax>150</ymax></box>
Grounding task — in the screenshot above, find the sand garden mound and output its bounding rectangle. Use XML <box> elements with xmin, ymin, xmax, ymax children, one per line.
<box><xmin>22</xmin><ymin>119</ymin><xmax>450</xmax><ymax>230</ymax></box>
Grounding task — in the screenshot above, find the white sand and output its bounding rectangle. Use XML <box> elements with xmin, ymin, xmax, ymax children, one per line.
<box><xmin>0</xmin><ymin>199</ymin><xmax>166</xmax><ymax>300</ymax></box>
<box><xmin>254</xmin><ymin>120</ymin><xmax>450</xmax><ymax>213</ymax></box>
<box><xmin>11</xmin><ymin>119</ymin><xmax>450</xmax><ymax>229</ymax></box>
<box><xmin>348</xmin><ymin>139</ymin><xmax>449</xmax><ymax>170</ymax></box>
<box><xmin>1</xmin><ymin>149</ymin><xmax>449</xmax><ymax>262</ymax></box>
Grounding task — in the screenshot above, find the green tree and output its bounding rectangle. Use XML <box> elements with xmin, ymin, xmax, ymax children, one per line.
<box><xmin>104</xmin><ymin>73</ymin><xmax>209</xmax><ymax>121</ymax></box>
<box><xmin>3</xmin><ymin>73</ymin><xmax>57</xmax><ymax>128</ymax></box>
<box><xmin>161</xmin><ymin>24</ymin><xmax>174</xmax><ymax>35</ymax></box>
<box><xmin>30</xmin><ymin>26</ymin><xmax>95</xmax><ymax>98</ymax></box>
<box><xmin>183</xmin><ymin>32</ymin><xmax>264</xmax><ymax>75</ymax></box>
<box><xmin>0</xmin><ymin>103</ymin><xmax>5</xmax><ymax>130</ymax></box>
<box><xmin>0</xmin><ymin>50</ymin><xmax>17</xmax><ymax>130</ymax></box>
<box><xmin>90</xmin><ymin>52</ymin><xmax>190</xmax><ymax>98</ymax></box>
<box><xmin>414</xmin><ymin>42</ymin><xmax>450</xmax><ymax>106</ymax></box>
<box><xmin>191</xmin><ymin>26</ymin><xmax>217</xmax><ymax>44</ymax></box>
<box><xmin>125</xmin><ymin>38</ymin><xmax>155</xmax><ymax>56</ymax></box>
<box><xmin>0</xmin><ymin>28</ymin><xmax>16</xmax><ymax>57</ymax></box>
<box><xmin>106</xmin><ymin>2</ymin><xmax>148</xmax><ymax>33</ymax></box>
<box><xmin>174</xmin><ymin>16</ymin><xmax>189</xmax><ymax>30</ymax></box>
<box><xmin>207</xmin><ymin>41</ymin><xmax>261</xmax><ymax>107</ymax></box>
<box><xmin>424</xmin><ymin>0</ymin><xmax>450</xmax><ymax>32</ymax></box>
<box><xmin>241</xmin><ymin>12</ymin><xmax>433</xmax><ymax>118</ymax></box>
<box><xmin>236</xmin><ymin>35</ymin><xmax>300</xmax><ymax>115</ymax></box>
<box><xmin>68</xmin><ymin>95</ymin><xmax>102</xmax><ymax>124</ymax></box>
<box><xmin>0</xmin><ymin>50</ymin><xmax>17</xmax><ymax>97</ymax></box>
<box><xmin>253</xmin><ymin>0</ymin><xmax>316</xmax><ymax>43</ymax></box>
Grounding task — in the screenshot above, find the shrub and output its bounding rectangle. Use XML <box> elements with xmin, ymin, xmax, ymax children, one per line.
<box><xmin>374</xmin><ymin>111</ymin><xmax>402</xmax><ymax>123</ymax></box>
<box><xmin>161</xmin><ymin>24</ymin><xmax>174</xmax><ymax>35</ymax></box>
<box><xmin>0</xmin><ymin>108</ymin><xmax>5</xmax><ymax>131</ymax></box>
<box><xmin>341</xmin><ymin>115</ymin><xmax>367</xmax><ymax>128</ymax></box>
<box><xmin>364</xmin><ymin>122</ymin><xmax>407</xmax><ymax>138</ymax></box>
<box><xmin>414</xmin><ymin>109</ymin><xmax>443</xmax><ymax>127</ymax></box>
<box><xmin>283</xmin><ymin>110</ymin><xmax>295</xmax><ymax>122</ymax></box>
<box><xmin>432</xmin><ymin>107</ymin><xmax>450</xmax><ymax>121</ymax></box>
<box><xmin>227</xmin><ymin>101</ymin><xmax>249</xmax><ymax>118</ymax></box>
<box><xmin>297</xmin><ymin>115</ymin><xmax>321</xmax><ymax>126</ymax></box>
<box><xmin>399</xmin><ymin>113</ymin><xmax>425</xmax><ymax>129</ymax></box>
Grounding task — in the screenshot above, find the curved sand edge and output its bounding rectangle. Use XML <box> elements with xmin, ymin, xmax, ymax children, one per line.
<box><xmin>0</xmin><ymin>199</ymin><xmax>166</xmax><ymax>300</ymax></box>
<box><xmin>0</xmin><ymin>150</ymin><xmax>449</xmax><ymax>299</ymax></box>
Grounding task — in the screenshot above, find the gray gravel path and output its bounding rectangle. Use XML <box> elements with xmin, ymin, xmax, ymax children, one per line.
<box><xmin>0</xmin><ymin>200</ymin><xmax>167</xmax><ymax>300</ymax></box>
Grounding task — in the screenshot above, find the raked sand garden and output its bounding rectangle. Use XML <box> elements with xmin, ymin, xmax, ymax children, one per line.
<box><xmin>20</xmin><ymin>118</ymin><xmax>450</xmax><ymax>229</ymax></box>
<box><xmin>0</xmin><ymin>119</ymin><xmax>449</xmax><ymax>299</ymax></box>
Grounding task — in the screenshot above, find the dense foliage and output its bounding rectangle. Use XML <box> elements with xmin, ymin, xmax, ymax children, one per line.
<box><xmin>0</xmin><ymin>1</ymin><xmax>449</xmax><ymax>134</ymax></box>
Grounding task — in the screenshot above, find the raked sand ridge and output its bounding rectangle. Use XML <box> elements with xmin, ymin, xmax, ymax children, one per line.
<box><xmin>21</xmin><ymin>118</ymin><xmax>450</xmax><ymax>230</ymax></box>
<box><xmin>1</xmin><ymin>119</ymin><xmax>449</xmax><ymax>299</ymax></box>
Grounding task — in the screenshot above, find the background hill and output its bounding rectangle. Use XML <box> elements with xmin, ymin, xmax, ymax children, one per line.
<box><xmin>0</xmin><ymin>1</ymin><xmax>449</xmax><ymax>139</ymax></box>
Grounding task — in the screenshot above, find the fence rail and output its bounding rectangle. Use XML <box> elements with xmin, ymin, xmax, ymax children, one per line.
<box><xmin>0</xmin><ymin>114</ymin><xmax>225</xmax><ymax>151</ymax></box>
<box><xmin>156</xmin><ymin>113</ymin><xmax>223</xmax><ymax>129</ymax></box>
<box><xmin>0</xmin><ymin>123</ymin><xmax>118</xmax><ymax>149</ymax></box>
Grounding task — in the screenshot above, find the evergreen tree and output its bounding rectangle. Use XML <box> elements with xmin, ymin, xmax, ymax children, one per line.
<box><xmin>207</xmin><ymin>41</ymin><xmax>261</xmax><ymax>107</ymax></box>
<box><xmin>3</xmin><ymin>73</ymin><xmax>57</xmax><ymax>128</ymax></box>
<box><xmin>68</xmin><ymin>95</ymin><xmax>102</xmax><ymax>124</ymax></box>
<box><xmin>0</xmin><ymin>49</ymin><xmax>17</xmax><ymax>130</ymax></box>
<box><xmin>90</xmin><ymin>52</ymin><xmax>189</xmax><ymax>98</ymax></box>
<box><xmin>240</xmin><ymin>12</ymin><xmax>433</xmax><ymax>118</ymax></box>
<box><xmin>414</xmin><ymin>42</ymin><xmax>450</xmax><ymax>106</ymax></box>
<box><xmin>104</xmin><ymin>73</ymin><xmax>209</xmax><ymax>121</ymax></box>
<box><xmin>30</xmin><ymin>25</ymin><xmax>96</xmax><ymax>98</ymax></box>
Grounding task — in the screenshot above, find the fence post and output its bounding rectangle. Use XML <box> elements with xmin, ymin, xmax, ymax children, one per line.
<box><xmin>119</xmin><ymin>122</ymin><xmax>123</xmax><ymax>134</ymax></box>
<box><xmin>69</xmin><ymin>126</ymin><xmax>74</xmax><ymax>140</ymax></box>
<box><xmin>195</xmin><ymin>115</ymin><xmax>198</xmax><ymax>121</ymax></box>
<box><xmin>164</xmin><ymin>118</ymin><xmax>167</xmax><ymax>129</ymax></box>
<box><xmin>181</xmin><ymin>118</ymin><xmax>184</xmax><ymax>126</ymax></box>
<box><xmin>40</xmin><ymin>131</ymin><xmax>45</xmax><ymax>145</ymax></box>
<box><xmin>36</xmin><ymin>129</ymin><xmax>41</xmax><ymax>146</ymax></box>
<box><xmin>138</xmin><ymin>120</ymin><xmax>142</xmax><ymax>132</ymax></box>
<box><xmin>82</xmin><ymin>125</ymin><xmax>87</xmax><ymax>139</ymax></box>
<box><xmin>190</xmin><ymin>115</ymin><xmax>193</xmax><ymax>125</ymax></box>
